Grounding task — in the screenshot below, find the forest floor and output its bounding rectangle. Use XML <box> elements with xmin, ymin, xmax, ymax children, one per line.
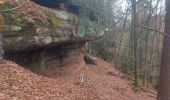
<box><xmin>0</xmin><ymin>58</ymin><xmax>156</xmax><ymax>100</ymax></box>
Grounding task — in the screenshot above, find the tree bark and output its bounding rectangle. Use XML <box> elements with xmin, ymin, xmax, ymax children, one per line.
<box><xmin>0</xmin><ymin>35</ymin><xmax>3</xmax><ymax>60</ymax></box>
<box><xmin>0</xmin><ymin>12</ymin><xmax>4</xmax><ymax>60</ymax></box>
<box><xmin>131</xmin><ymin>0</ymin><xmax>139</xmax><ymax>87</ymax></box>
<box><xmin>157</xmin><ymin>0</ymin><xmax>170</xmax><ymax>99</ymax></box>
<box><xmin>143</xmin><ymin>0</ymin><xmax>152</xmax><ymax>87</ymax></box>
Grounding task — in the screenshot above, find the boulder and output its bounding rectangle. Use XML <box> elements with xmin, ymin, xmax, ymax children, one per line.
<box><xmin>0</xmin><ymin>0</ymin><xmax>83</xmax><ymax>74</ymax></box>
<box><xmin>0</xmin><ymin>0</ymin><xmax>80</xmax><ymax>53</ymax></box>
<box><xmin>84</xmin><ymin>54</ymin><xmax>97</xmax><ymax>65</ymax></box>
<box><xmin>0</xmin><ymin>0</ymin><xmax>103</xmax><ymax>74</ymax></box>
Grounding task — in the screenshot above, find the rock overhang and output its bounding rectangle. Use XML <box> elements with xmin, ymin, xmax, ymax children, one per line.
<box><xmin>0</xmin><ymin>0</ymin><xmax>81</xmax><ymax>53</ymax></box>
<box><xmin>0</xmin><ymin>0</ymin><xmax>104</xmax><ymax>74</ymax></box>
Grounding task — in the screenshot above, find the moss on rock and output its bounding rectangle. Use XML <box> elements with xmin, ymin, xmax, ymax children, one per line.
<box><xmin>0</xmin><ymin>0</ymin><xmax>78</xmax><ymax>36</ymax></box>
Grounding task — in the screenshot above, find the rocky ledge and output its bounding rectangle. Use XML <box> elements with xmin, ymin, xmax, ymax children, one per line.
<box><xmin>0</xmin><ymin>0</ymin><xmax>100</xmax><ymax>74</ymax></box>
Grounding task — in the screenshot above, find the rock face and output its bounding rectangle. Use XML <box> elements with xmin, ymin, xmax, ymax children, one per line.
<box><xmin>0</xmin><ymin>0</ymin><xmax>97</xmax><ymax>73</ymax></box>
<box><xmin>1</xmin><ymin>0</ymin><xmax>80</xmax><ymax>53</ymax></box>
<box><xmin>6</xmin><ymin>42</ymin><xmax>85</xmax><ymax>75</ymax></box>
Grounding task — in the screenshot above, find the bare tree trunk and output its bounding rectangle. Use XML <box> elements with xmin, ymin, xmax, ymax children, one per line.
<box><xmin>0</xmin><ymin>12</ymin><xmax>4</xmax><ymax>60</ymax></box>
<box><xmin>157</xmin><ymin>0</ymin><xmax>164</xmax><ymax>69</ymax></box>
<box><xmin>131</xmin><ymin>0</ymin><xmax>139</xmax><ymax>87</ymax></box>
<box><xmin>143</xmin><ymin>0</ymin><xmax>152</xmax><ymax>87</ymax></box>
<box><xmin>116</xmin><ymin>3</ymin><xmax>130</xmax><ymax>66</ymax></box>
<box><xmin>157</xmin><ymin>0</ymin><xmax>170</xmax><ymax>99</ymax></box>
<box><xmin>0</xmin><ymin>35</ymin><xmax>3</xmax><ymax>60</ymax></box>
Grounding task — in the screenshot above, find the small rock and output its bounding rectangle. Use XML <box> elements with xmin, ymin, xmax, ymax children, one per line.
<box><xmin>84</xmin><ymin>54</ymin><xmax>97</xmax><ymax>65</ymax></box>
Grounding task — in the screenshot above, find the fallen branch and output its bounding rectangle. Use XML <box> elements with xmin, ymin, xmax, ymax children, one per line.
<box><xmin>121</xmin><ymin>74</ymin><xmax>135</xmax><ymax>81</ymax></box>
<box><xmin>146</xmin><ymin>89</ymin><xmax>157</xmax><ymax>95</ymax></box>
<box><xmin>147</xmin><ymin>93</ymin><xmax>157</xmax><ymax>99</ymax></box>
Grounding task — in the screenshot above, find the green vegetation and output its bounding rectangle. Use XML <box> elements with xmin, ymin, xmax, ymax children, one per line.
<box><xmin>78</xmin><ymin>16</ymin><xmax>97</xmax><ymax>35</ymax></box>
<box><xmin>0</xmin><ymin>2</ymin><xmax>27</xmax><ymax>28</ymax></box>
<box><xmin>44</xmin><ymin>10</ymin><xmax>65</xmax><ymax>28</ymax></box>
<box><xmin>0</xmin><ymin>2</ymin><xmax>14</xmax><ymax>11</ymax></box>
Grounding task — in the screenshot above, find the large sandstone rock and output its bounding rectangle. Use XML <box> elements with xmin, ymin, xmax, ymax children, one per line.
<box><xmin>0</xmin><ymin>0</ymin><xmax>89</xmax><ymax>74</ymax></box>
<box><xmin>0</xmin><ymin>0</ymin><xmax>80</xmax><ymax>53</ymax></box>
<box><xmin>0</xmin><ymin>0</ymin><xmax>103</xmax><ymax>74</ymax></box>
<box><xmin>6</xmin><ymin>42</ymin><xmax>85</xmax><ymax>75</ymax></box>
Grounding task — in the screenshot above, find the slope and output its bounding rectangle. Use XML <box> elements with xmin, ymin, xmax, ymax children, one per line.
<box><xmin>0</xmin><ymin>58</ymin><xmax>155</xmax><ymax>100</ymax></box>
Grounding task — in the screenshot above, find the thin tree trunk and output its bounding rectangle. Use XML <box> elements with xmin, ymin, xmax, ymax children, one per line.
<box><xmin>115</xmin><ymin>2</ymin><xmax>129</xmax><ymax>65</ymax></box>
<box><xmin>157</xmin><ymin>0</ymin><xmax>163</xmax><ymax>68</ymax></box>
<box><xmin>143</xmin><ymin>0</ymin><xmax>152</xmax><ymax>87</ymax></box>
<box><xmin>131</xmin><ymin>0</ymin><xmax>139</xmax><ymax>87</ymax></box>
<box><xmin>157</xmin><ymin>0</ymin><xmax>170</xmax><ymax>99</ymax></box>
<box><xmin>0</xmin><ymin>12</ymin><xmax>4</xmax><ymax>60</ymax></box>
<box><xmin>0</xmin><ymin>34</ymin><xmax>3</xmax><ymax>60</ymax></box>
<box><xmin>148</xmin><ymin>2</ymin><xmax>159</xmax><ymax>88</ymax></box>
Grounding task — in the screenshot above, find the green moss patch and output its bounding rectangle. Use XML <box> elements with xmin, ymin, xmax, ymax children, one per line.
<box><xmin>43</xmin><ymin>10</ymin><xmax>65</xmax><ymax>28</ymax></box>
<box><xmin>0</xmin><ymin>2</ymin><xmax>14</xmax><ymax>11</ymax></box>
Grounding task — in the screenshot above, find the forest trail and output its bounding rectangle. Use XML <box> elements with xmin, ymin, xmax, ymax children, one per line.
<box><xmin>0</xmin><ymin>58</ymin><xmax>155</xmax><ymax>100</ymax></box>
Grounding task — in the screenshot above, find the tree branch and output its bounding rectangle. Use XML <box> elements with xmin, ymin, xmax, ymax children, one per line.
<box><xmin>136</xmin><ymin>25</ymin><xmax>170</xmax><ymax>38</ymax></box>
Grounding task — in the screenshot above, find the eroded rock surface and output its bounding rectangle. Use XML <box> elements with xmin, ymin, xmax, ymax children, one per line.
<box><xmin>5</xmin><ymin>42</ymin><xmax>85</xmax><ymax>75</ymax></box>
<box><xmin>1</xmin><ymin>0</ymin><xmax>79</xmax><ymax>53</ymax></box>
<box><xmin>0</xmin><ymin>0</ymin><xmax>97</xmax><ymax>73</ymax></box>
